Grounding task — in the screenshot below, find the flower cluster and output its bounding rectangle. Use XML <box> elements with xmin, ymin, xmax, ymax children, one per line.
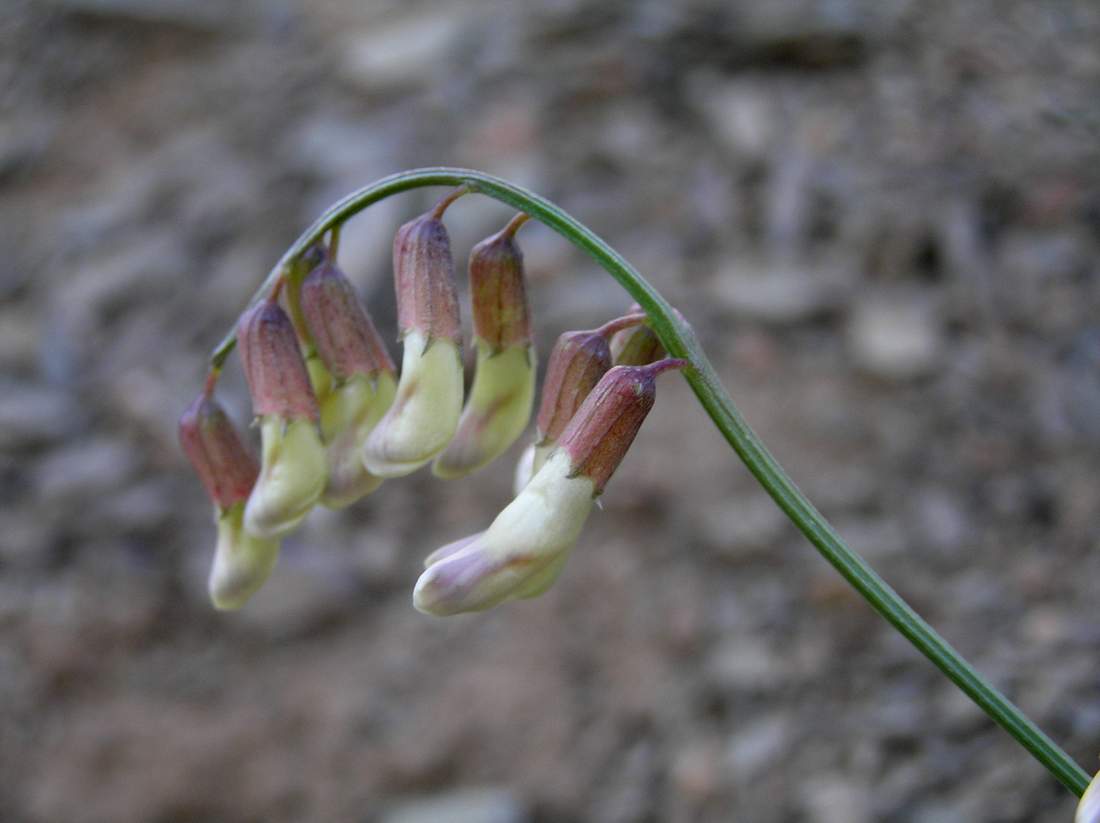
<box><xmin>181</xmin><ymin>189</ymin><xmax>684</xmax><ymax>615</ymax></box>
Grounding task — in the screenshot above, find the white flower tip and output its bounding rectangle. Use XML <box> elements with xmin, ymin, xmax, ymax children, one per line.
<box><xmin>209</xmin><ymin>504</ymin><xmax>280</xmax><ymax>610</ymax></box>
<box><xmin>1078</xmin><ymin>770</ymin><xmax>1100</xmax><ymax>823</ymax></box>
<box><xmin>243</xmin><ymin>417</ymin><xmax>327</xmax><ymax>538</ymax></box>
<box><xmin>362</xmin><ymin>332</ymin><xmax>463</xmax><ymax>478</ymax></box>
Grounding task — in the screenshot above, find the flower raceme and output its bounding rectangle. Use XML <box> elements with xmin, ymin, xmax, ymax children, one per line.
<box><xmin>182</xmin><ymin>189</ymin><xmax>687</xmax><ymax>614</ymax></box>
<box><xmin>413</xmin><ymin>358</ymin><xmax>685</xmax><ymax>616</ymax></box>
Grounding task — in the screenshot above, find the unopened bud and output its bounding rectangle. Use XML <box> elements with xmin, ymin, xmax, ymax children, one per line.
<box><xmin>610</xmin><ymin>319</ymin><xmax>664</xmax><ymax>366</ymax></box>
<box><xmin>1079</xmin><ymin>770</ymin><xmax>1100</xmax><ymax>823</ymax></box>
<box><xmin>363</xmin><ymin>193</ymin><xmax>466</xmax><ymax>478</ymax></box>
<box><xmin>300</xmin><ymin>261</ymin><xmax>395</xmax><ymax>381</ymax></box>
<box><xmin>179</xmin><ymin>392</ymin><xmax>258</xmax><ymax>509</ymax></box>
<box><xmin>433</xmin><ymin>215</ymin><xmax>536</xmax><ymax>479</ymax></box>
<box><xmin>413</xmin><ymin>450</ymin><xmax>595</xmax><ymax>616</ymax></box>
<box><xmin>528</xmin><ymin>314</ymin><xmax>644</xmax><ymax>477</ymax></box>
<box><xmin>318</xmin><ymin>372</ymin><xmax>397</xmax><ymax>507</ymax></box>
<box><xmin>209</xmin><ymin>501</ymin><xmax>280</xmax><ymax>610</ymax></box>
<box><xmin>393</xmin><ymin>193</ymin><xmax>463</xmax><ymax>343</ymax></box>
<box><xmin>299</xmin><ymin>261</ymin><xmax>398</xmax><ymax>506</ymax></box>
<box><xmin>468</xmin><ymin>214</ymin><xmax>532</xmax><ymax>351</ymax></box>
<box><xmin>559</xmin><ymin>359</ymin><xmax>686</xmax><ymax>495</ymax></box>
<box><xmin>237</xmin><ymin>298</ymin><xmax>319</xmax><ymax>422</ymax></box>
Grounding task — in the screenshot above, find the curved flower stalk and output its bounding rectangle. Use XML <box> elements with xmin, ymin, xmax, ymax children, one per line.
<box><xmin>434</xmin><ymin>213</ymin><xmax>536</xmax><ymax>479</ymax></box>
<box><xmin>414</xmin><ymin>359</ymin><xmax>684</xmax><ymax>616</ymax></box>
<box><xmin>363</xmin><ymin>190</ymin><xmax>465</xmax><ymax>477</ymax></box>
<box><xmin>178</xmin><ymin>391</ymin><xmax>279</xmax><ymax>609</ymax></box>
<box><xmin>300</xmin><ymin>258</ymin><xmax>397</xmax><ymax>507</ymax></box>
<box><xmin>237</xmin><ymin>295</ymin><xmax>327</xmax><ymax>538</ymax></box>
<box><xmin>196</xmin><ymin>169</ymin><xmax>1090</xmax><ymax>797</ymax></box>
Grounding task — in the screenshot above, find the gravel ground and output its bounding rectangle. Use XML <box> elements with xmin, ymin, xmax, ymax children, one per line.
<box><xmin>3</xmin><ymin>1</ymin><xmax>1100</xmax><ymax>820</ymax></box>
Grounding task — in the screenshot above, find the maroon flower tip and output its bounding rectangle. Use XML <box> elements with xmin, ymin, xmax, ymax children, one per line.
<box><xmin>179</xmin><ymin>393</ymin><xmax>259</xmax><ymax>508</ymax></box>
<box><xmin>558</xmin><ymin>359</ymin><xmax>685</xmax><ymax>494</ymax></box>
<box><xmin>468</xmin><ymin>217</ymin><xmax>532</xmax><ymax>350</ymax></box>
<box><xmin>237</xmin><ymin>298</ymin><xmax>319</xmax><ymax>421</ymax></box>
<box><xmin>300</xmin><ymin>262</ymin><xmax>395</xmax><ymax>380</ymax></box>
<box><xmin>393</xmin><ymin>212</ymin><xmax>461</xmax><ymax>343</ymax></box>
<box><xmin>535</xmin><ymin>328</ymin><xmax>613</xmax><ymax>442</ymax></box>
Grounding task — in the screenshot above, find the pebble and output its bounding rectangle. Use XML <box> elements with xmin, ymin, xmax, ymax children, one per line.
<box><xmin>382</xmin><ymin>788</ymin><xmax>528</xmax><ymax>823</ymax></box>
<box><xmin>847</xmin><ymin>293</ymin><xmax>943</xmax><ymax>380</ymax></box>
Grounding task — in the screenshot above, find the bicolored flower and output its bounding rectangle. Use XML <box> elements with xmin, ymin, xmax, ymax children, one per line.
<box><xmin>414</xmin><ymin>358</ymin><xmax>685</xmax><ymax>615</ymax></box>
<box><xmin>237</xmin><ymin>297</ymin><xmax>327</xmax><ymax>538</ymax></box>
<box><xmin>179</xmin><ymin>391</ymin><xmax>279</xmax><ymax>609</ymax></box>
<box><xmin>513</xmin><ymin>313</ymin><xmax>645</xmax><ymax>492</ymax></box>
<box><xmin>434</xmin><ymin>213</ymin><xmax>536</xmax><ymax>479</ymax></box>
<box><xmin>364</xmin><ymin>192</ymin><xmax>465</xmax><ymax>477</ymax></box>
<box><xmin>300</xmin><ymin>259</ymin><xmax>397</xmax><ymax>507</ymax></box>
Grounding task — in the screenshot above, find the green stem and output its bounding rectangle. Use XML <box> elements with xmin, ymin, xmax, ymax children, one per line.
<box><xmin>210</xmin><ymin>167</ymin><xmax>1090</xmax><ymax>796</ymax></box>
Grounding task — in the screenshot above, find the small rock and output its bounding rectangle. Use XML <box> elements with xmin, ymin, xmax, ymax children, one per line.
<box><xmin>708</xmin><ymin>638</ymin><xmax>788</xmax><ymax>691</ymax></box>
<box><xmin>341</xmin><ymin>12</ymin><xmax>469</xmax><ymax>91</ymax></box>
<box><xmin>382</xmin><ymin>787</ymin><xmax>528</xmax><ymax>823</ymax></box>
<box><xmin>0</xmin><ymin>381</ymin><xmax>78</xmax><ymax>449</ymax></box>
<box><xmin>33</xmin><ymin>437</ymin><xmax>139</xmax><ymax>503</ymax></box>
<box><xmin>798</xmin><ymin>775</ymin><xmax>872</xmax><ymax>823</ymax></box>
<box><xmin>725</xmin><ymin>714</ymin><xmax>791</xmax><ymax>781</ymax></box>
<box><xmin>847</xmin><ymin>294</ymin><xmax>942</xmax><ymax>380</ymax></box>
<box><xmin>709</xmin><ymin>259</ymin><xmax>843</xmax><ymax>324</ymax></box>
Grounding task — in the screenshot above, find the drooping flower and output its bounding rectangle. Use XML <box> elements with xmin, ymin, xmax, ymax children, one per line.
<box><xmin>237</xmin><ymin>295</ymin><xmax>327</xmax><ymax>538</ymax></box>
<box><xmin>434</xmin><ymin>213</ymin><xmax>536</xmax><ymax>479</ymax></box>
<box><xmin>513</xmin><ymin>313</ymin><xmax>645</xmax><ymax>492</ymax></box>
<box><xmin>179</xmin><ymin>391</ymin><xmax>280</xmax><ymax>609</ymax></box>
<box><xmin>300</xmin><ymin>258</ymin><xmax>397</xmax><ymax>507</ymax></box>
<box><xmin>413</xmin><ymin>358</ymin><xmax>685</xmax><ymax>616</ymax></box>
<box><xmin>363</xmin><ymin>190</ymin><xmax>465</xmax><ymax>477</ymax></box>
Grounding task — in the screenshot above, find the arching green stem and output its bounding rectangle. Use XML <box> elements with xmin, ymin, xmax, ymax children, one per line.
<box><xmin>209</xmin><ymin>167</ymin><xmax>1090</xmax><ymax>796</ymax></box>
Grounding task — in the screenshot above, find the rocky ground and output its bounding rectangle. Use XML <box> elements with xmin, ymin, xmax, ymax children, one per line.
<box><xmin>3</xmin><ymin>0</ymin><xmax>1100</xmax><ymax>820</ymax></box>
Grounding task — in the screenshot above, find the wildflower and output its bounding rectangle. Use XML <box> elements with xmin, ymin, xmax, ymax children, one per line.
<box><xmin>179</xmin><ymin>391</ymin><xmax>279</xmax><ymax>609</ymax></box>
<box><xmin>364</xmin><ymin>190</ymin><xmax>465</xmax><ymax>477</ymax></box>
<box><xmin>300</xmin><ymin>259</ymin><xmax>397</xmax><ymax>507</ymax></box>
<box><xmin>434</xmin><ymin>213</ymin><xmax>536</xmax><ymax>479</ymax></box>
<box><xmin>413</xmin><ymin>358</ymin><xmax>685</xmax><ymax>616</ymax></box>
<box><xmin>237</xmin><ymin>295</ymin><xmax>327</xmax><ymax>538</ymax></box>
<box><xmin>513</xmin><ymin>313</ymin><xmax>645</xmax><ymax>491</ymax></box>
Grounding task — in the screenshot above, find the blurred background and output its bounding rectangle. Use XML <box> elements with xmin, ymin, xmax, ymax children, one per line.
<box><xmin>3</xmin><ymin>0</ymin><xmax>1100</xmax><ymax>820</ymax></box>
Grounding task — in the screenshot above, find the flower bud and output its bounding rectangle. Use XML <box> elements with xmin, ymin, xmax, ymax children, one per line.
<box><xmin>300</xmin><ymin>261</ymin><xmax>396</xmax><ymax>382</ymax></box>
<box><xmin>179</xmin><ymin>392</ymin><xmax>258</xmax><ymax>509</ymax></box>
<box><xmin>363</xmin><ymin>194</ymin><xmax>465</xmax><ymax>478</ymax></box>
<box><xmin>237</xmin><ymin>297</ymin><xmax>326</xmax><ymax>537</ymax></box>
<box><xmin>300</xmin><ymin>261</ymin><xmax>398</xmax><ymax>506</ymax></box>
<box><xmin>237</xmin><ymin>298</ymin><xmax>320</xmax><ymax>422</ymax></box>
<box><xmin>393</xmin><ymin>201</ymin><xmax>462</xmax><ymax>344</ymax></box>
<box><xmin>526</xmin><ymin>314</ymin><xmax>644</xmax><ymax>479</ymax></box>
<box><xmin>610</xmin><ymin>319</ymin><xmax>664</xmax><ymax>366</ymax></box>
<box><xmin>413</xmin><ymin>449</ymin><xmax>595</xmax><ymax>616</ymax></box>
<box><xmin>433</xmin><ymin>215</ymin><xmax>536</xmax><ymax>479</ymax></box>
<box><xmin>558</xmin><ymin>359</ymin><xmax>686</xmax><ymax>494</ymax></box>
<box><xmin>209</xmin><ymin>502</ymin><xmax>280</xmax><ymax>610</ymax></box>
<box><xmin>1079</xmin><ymin>770</ymin><xmax>1100</xmax><ymax>823</ymax></box>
